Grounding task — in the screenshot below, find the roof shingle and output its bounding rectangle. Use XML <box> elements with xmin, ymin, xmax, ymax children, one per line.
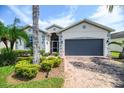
<box><xmin>111</xmin><ymin>31</ymin><xmax>124</xmax><ymax>39</ymax></box>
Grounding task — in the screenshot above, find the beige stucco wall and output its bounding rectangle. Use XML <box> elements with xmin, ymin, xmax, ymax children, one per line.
<box><xmin>60</xmin><ymin>22</ymin><xmax>109</xmax><ymax>57</ymax></box>
<box><xmin>0</xmin><ymin>41</ymin><xmax>10</xmax><ymax>50</ymax></box>
<box><xmin>0</xmin><ymin>42</ymin><xmax>6</xmax><ymax>49</ymax></box>
<box><xmin>47</xmin><ymin>26</ymin><xmax>61</xmax><ymax>33</ymax></box>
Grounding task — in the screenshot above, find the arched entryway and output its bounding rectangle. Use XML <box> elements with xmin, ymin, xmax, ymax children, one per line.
<box><xmin>50</xmin><ymin>33</ymin><xmax>59</xmax><ymax>53</ymax></box>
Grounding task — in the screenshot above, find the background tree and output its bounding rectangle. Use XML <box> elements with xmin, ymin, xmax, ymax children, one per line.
<box><xmin>32</xmin><ymin>5</ymin><xmax>40</xmax><ymax>64</ymax></box>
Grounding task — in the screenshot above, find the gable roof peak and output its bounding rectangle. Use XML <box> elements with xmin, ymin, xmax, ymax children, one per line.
<box><xmin>58</xmin><ymin>18</ymin><xmax>115</xmax><ymax>33</ymax></box>
<box><xmin>45</xmin><ymin>24</ymin><xmax>63</xmax><ymax>30</ymax></box>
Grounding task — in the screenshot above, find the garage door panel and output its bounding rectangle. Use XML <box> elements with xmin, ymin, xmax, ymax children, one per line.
<box><xmin>65</xmin><ymin>39</ymin><xmax>103</xmax><ymax>56</ymax></box>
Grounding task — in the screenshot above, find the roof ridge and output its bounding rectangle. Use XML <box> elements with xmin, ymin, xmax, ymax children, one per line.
<box><xmin>57</xmin><ymin>18</ymin><xmax>114</xmax><ymax>33</ymax></box>
<box><xmin>45</xmin><ymin>24</ymin><xmax>63</xmax><ymax>30</ymax></box>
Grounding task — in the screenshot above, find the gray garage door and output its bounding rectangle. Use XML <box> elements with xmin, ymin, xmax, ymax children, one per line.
<box><xmin>65</xmin><ymin>39</ymin><xmax>103</xmax><ymax>56</ymax></box>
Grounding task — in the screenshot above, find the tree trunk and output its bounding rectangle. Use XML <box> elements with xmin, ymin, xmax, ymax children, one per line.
<box><xmin>32</xmin><ymin>5</ymin><xmax>40</xmax><ymax>64</ymax></box>
<box><xmin>45</xmin><ymin>71</ymin><xmax>49</xmax><ymax>78</ymax></box>
<box><xmin>10</xmin><ymin>40</ymin><xmax>15</xmax><ymax>50</ymax></box>
<box><xmin>1</xmin><ymin>38</ymin><xmax>9</xmax><ymax>52</ymax></box>
<box><xmin>3</xmin><ymin>40</ymin><xmax>9</xmax><ymax>51</ymax></box>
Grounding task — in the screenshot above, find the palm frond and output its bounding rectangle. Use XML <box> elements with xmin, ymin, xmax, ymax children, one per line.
<box><xmin>109</xmin><ymin>41</ymin><xmax>122</xmax><ymax>46</ymax></box>
<box><xmin>17</xmin><ymin>30</ymin><xmax>29</xmax><ymax>44</ymax></box>
<box><xmin>0</xmin><ymin>21</ymin><xmax>9</xmax><ymax>40</ymax></box>
<box><xmin>20</xmin><ymin>25</ymin><xmax>31</xmax><ymax>31</ymax></box>
<box><xmin>107</xmin><ymin>5</ymin><xmax>114</xmax><ymax>13</ymax></box>
<box><xmin>13</xmin><ymin>18</ymin><xmax>20</xmax><ymax>26</ymax></box>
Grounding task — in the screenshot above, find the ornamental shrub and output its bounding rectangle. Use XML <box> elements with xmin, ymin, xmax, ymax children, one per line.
<box><xmin>53</xmin><ymin>57</ymin><xmax>62</xmax><ymax>67</ymax></box>
<box><xmin>0</xmin><ymin>48</ymin><xmax>17</xmax><ymax>66</ymax></box>
<box><xmin>41</xmin><ymin>60</ymin><xmax>54</xmax><ymax>72</ymax></box>
<box><xmin>52</xmin><ymin>52</ymin><xmax>59</xmax><ymax>56</ymax></box>
<box><xmin>40</xmin><ymin>56</ymin><xmax>47</xmax><ymax>63</ymax></box>
<box><xmin>47</xmin><ymin>56</ymin><xmax>62</xmax><ymax>67</ymax></box>
<box><xmin>15</xmin><ymin>60</ymin><xmax>40</xmax><ymax>79</ymax></box>
<box><xmin>40</xmin><ymin>56</ymin><xmax>62</xmax><ymax>78</ymax></box>
<box><xmin>47</xmin><ymin>56</ymin><xmax>56</xmax><ymax>60</ymax></box>
<box><xmin>40</xmin><ymin>59</ymin><xmax>54</xmax><ymax>78</ymax></box>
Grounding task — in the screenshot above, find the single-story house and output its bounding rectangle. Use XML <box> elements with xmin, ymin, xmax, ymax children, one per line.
<box><xmin>0</xmin><ymin>19</ymin><xmax>114</xmax><ymax>57</ymax></box>
<box><xmin>109</xmin><ymin>31</ymin><xmax>124</xmax><ymax>52</ymax></box>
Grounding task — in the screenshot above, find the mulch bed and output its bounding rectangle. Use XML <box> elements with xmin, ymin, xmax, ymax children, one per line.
<box><xmin>7</xmin><ymin>62</ymin><xmax>64</xmax><ymax>84</ymax></box>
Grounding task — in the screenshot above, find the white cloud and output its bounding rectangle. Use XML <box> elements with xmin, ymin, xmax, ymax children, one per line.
<box><xmin>8</xmin><ymin>6</ymin><xmax>78</xmax><ymax>29</ymax></box>
<box><xmin>39</xmin><ymin>14</ymin><xmax>75</xmax><ymax>30</ymax></box>
<box><xmin>8</xmin><ymin>6</ymin><xmax>32</xmax><ymax>24</ymax></box>
<box><xmin>89</xmin><ymin>5</ymin><xmax>124</xmax><ymax>31</ymax></box>
<box><xmin>66</xmin><ymin>5</ymin><xmax>79</xmax><ymax>15</ymax></box>
<box><xmin>39</xmin><ymin>6</ymin><xmax>78</xmax><ymax>30</ymax></box>
<box><xmin>9</xmin><ymin>5</ymin><xmax>124</xmax><ymax>32</ymax></box>
<box><xmin>8</xmin><ymin>5</ymin><xmax>78</xmax><ymax>30</ymax></box>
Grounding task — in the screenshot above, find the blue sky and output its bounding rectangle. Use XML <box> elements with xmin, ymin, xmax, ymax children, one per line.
<box><xmin>0</xmin><ymin>5</ymin><xmax>124</xmax><ymax>32</ymax></box>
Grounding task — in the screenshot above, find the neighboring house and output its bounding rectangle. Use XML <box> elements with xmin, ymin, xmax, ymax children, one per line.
<box><xmin>0</xmin><ymin>19</ymin><xmax>114</xmax><ymax>57</ymax></box>
<box><xmin>109</xmin><ymin>31</ymin><xmax>124</xmax><ymax>52</ymax></box>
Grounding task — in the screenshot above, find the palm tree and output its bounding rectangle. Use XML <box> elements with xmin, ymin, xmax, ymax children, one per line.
<box><xmin>0</xmin><ymin>18</ymin><xmax>30</xmax><ymax>51</ymax></box>
<box><xmin>8</xmin><ymin>18</ymin><xmax>30</xmax><ymax>50</ymax></box>
<box><xmin>32</xmin><ymin>5</ymin><xmax>40</xmax><ymax>64</ymax></box>
<box><xmin>107</xmin><ymin>5</ymin><xmax>114</xmax><ymax>13</ymax></box>
<box><xmin>0</xmin><ymin>21</ymin><xmax>9</xmax><ymax>51</ymax></box>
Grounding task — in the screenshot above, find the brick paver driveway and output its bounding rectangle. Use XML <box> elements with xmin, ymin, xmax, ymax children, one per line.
<box><xmin>64</xmin><ymin>56</ymin><xmax>124</xmax><ymax>88</ymax></box>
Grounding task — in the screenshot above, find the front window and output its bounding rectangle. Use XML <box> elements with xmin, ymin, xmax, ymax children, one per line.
<box><xmin>25</xmin><ymin>35</ymin><xmax>33</xmax><ymax>49</ymax></box>
<box><xmin>42</xmin><ymin>35</ymin><xmax>45</xmax><ymax>44</ymax></box>
<box><xmin>29</xmin><ymin>35</ymin><xmax>33</xmax><ymax>43</ymax></box>
<box><xmin>19</xmin><ymin>39</ymin><xmax>22</xmax><ymax>45</ymax></box>
<box><xmin>16</xmin><ymin>41</ymin><xmax>18</xmax><ymax>49</ymax></box>
<box><xmin>28</xmin><ymin>29</ymin><xmax>32</xmax><ymax>32</ymax></box>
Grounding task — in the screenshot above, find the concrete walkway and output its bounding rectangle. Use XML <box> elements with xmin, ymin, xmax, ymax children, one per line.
<box><xmin>64</xmin><ymin>57</ymin><xmax>124</xmax><ymax>88</ymax></box>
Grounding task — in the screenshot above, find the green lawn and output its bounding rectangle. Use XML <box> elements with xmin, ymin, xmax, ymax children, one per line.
<box><xmin>111</xmin><ymin>51</ymin><xmax>120</xmax><ymax>58</ymax></box>
<box><xmin>0</xmin><ymin>65</ymin><xmax>64</xmax><ymax>88</ymax></box>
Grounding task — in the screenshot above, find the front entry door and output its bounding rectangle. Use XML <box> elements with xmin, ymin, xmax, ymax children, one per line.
<box><xmin>52</xmin><ymin>41</ymin><xmax>59</xmax><ymax>53</ymax></box>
